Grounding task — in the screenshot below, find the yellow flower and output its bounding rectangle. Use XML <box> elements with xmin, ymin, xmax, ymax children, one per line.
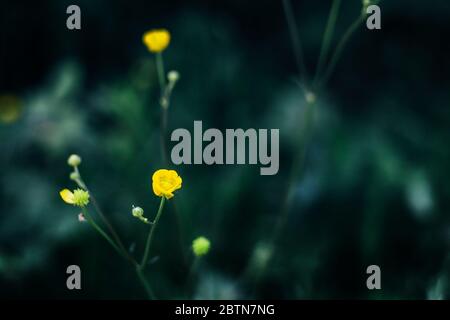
<box><xmin>142</xmin><ymin>29</ymin><xmax>170</xmax><ymax>53</ymax></box>
<box><xmin>60</xmin><ymin>188</ymin><xmax>90</xmax><ymax>207</ymax></box>
<box><xmin>152</xmin><ymin>169</ymin><xmax>182</xmax><ymax>199</ymax></box>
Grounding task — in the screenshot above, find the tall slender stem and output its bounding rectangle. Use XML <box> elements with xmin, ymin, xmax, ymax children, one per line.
<box><xmin>160</xmin><ymin>105</ymin><xmax>169</xmax><ymax>164</ymax></box>
<box><xmin>139</xmin><ymin>197</ymin><xmax>166</xmax><ymax>270</ymax></box>
<box><xmin>314</xmin><ymin>0</ymin><xmax>341</xmax><ymax>86</ymax></box>
<box><xmin>153</xmin><ymin>53</ymin><xmax>188</xmax><ymax>267</ymax></box>
<box><xmin>81</xmin><ymin>207</ymin><xmax>127</xmax><ymax>261</ymax></box>
<box><xmin>319</xmin><ymin>14</ymin><xmax>364</xmax><ymax>87</ymax></box>
<box><xmin>272</xmin><ymin>99</ymin><xmax>315</xmax><ymax>244</ymax></box>
<box><xmin>82</xmin><ymin>205</ymin><xmax>156</xmax><ymax>299</ymax></box>
<box><xmin>71</xmin><ymin>171</ymin><xmax>157</xmax><ymax>298</ymax></box>
<box><xmin>75</xmin><ymin>167</ymin><xmax>136</xmax><ymax>264</ymax></box>
<box><xmin>184</xmin><ymin>256</ymin><xmax>200</xmax><ymax>298</ymax></box>
<box><xmin>135</xmin><ymin>266</ymin><xmax>156</xmax><ymax>300</ymax></box>
<box><xmin>282</xmin><ymin>0</ymin><xmax>308</xmax><ymax>80</ymax></box>
<box><xmin>156</xmin><ymin>52</ymin><xmax>166</xmax><ymax>96</ymax></box>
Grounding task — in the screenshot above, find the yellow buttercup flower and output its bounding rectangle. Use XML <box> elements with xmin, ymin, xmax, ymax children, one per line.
<box><xmin>60</xmin><ymin>188</ymin><xmax>90</xmax><ymax>207</ymax></box>
<box><xmin>152</xmin><ymin>169</ymin><xmax>182</xmax><ymax>199</ymax></box>
<box><xmin>142</xmin><ymin>29</ymin><xmax>170</xmax><ymax>53</ymax></box>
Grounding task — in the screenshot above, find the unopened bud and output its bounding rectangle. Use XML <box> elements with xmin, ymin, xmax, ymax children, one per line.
<box><xmin>67</xmin><ymin>154</ymin><xmax>81</xmax><ymax>167</ymax></box>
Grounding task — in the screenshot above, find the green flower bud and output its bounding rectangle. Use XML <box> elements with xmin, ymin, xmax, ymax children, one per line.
<box><xmin>132</xmin><ymin>206</ymin><xmax>144</xmax><ymax>217</ymax></box>
<box><xmin>192</xmin><ymin>236</ymin><xmax>211</xmax><ymax>257</ymax></box>
<box><xmin>167</xmin><ymin>70</ymin><xmax>180</xmax><ymax>83</ymax></box>
<box><xmin>70</xmin><ymin>171</ymin><xmax>80</xmax><ymax>181</ymax></box>
<box><xmin>132</xmin><ymin>206</ymin><xmax>149</xmax><ymax>224</ymax></box>
<box><xmin>67</xmin><ymin>154</ymin><xmax>81</xmax><ymax>167</ymax></box>
<box><xmin>73</xmin><ymin>189</ymin><xmax>89</xmax><ymax>207</ymax></box>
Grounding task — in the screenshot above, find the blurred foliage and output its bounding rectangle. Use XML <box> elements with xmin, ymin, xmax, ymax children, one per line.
<box><xmin>0</xmin><ymin>0</ymin><xmax>449</xmax><ymax>299</ymax></box>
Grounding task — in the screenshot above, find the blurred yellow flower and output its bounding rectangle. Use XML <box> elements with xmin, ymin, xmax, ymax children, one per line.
<box><xmin>60</xmin><ymin>188</ymin><xmax>90</xmax><ymax>207</ymax></box>
<box><xmin>0</xmin><ymin>95</ymin><xmax>21</xmax><ymax>124</ymax></box>
<box><xmin>152</xmin><ymin>169</ymin><xmax>182</xmax><ymax>199</ymax></box>
<box><xmin>142</xmin><ymin>29</ymin><xmax>170</xmax><ymax>53</ymax></box>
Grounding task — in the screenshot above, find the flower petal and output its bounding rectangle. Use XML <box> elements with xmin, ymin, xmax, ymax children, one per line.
<box><xmin>60</xmin><ymin>189</ymin><xmax>75</xmax><ymax>204</ymax></box>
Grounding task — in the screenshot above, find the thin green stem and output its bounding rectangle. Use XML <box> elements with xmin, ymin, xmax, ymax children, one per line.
<box><xmin>184</xmin><ymin>256</ymin><xmax>200</xmax><ymax>298</ymax></box>
<box><xmin>82</xmin><ymin>206</ymin><xmax>156</xmax><ymax>299</ymax></box>
<box><xmin>187</xmin><ymin>257</ymin><xmax>200</xmax><ymax>283</ymax></box>
<box><xmin>243</xmin><ymin>98</ymin><xmax>316</xmax><ymax>291</ymax></box>
<box><xmin>160</xmin><ymin>104</ymin><xmax>169</xmax><ymax>164</ymax></box>
<box><xmin>156</xmin><ymin>52</ymin><xmax>166</xmax><ymax>96</ymax></box>
<box><xmin>73</xmin><ymin>166</ymin><xmax>86</xmax><ymax>189</ymax></box>
<box><xmin>272</xmin><ymin>99</ymin><xmax>315</xmax><ymax>244</ymax></box>
<box><xmin>139</xmin><ymin>197</ymin><xmax>166</xmax><ymax>270</ymax></box>
<box><xmin>81</xmin><ymin>207</ymin><xmax>126</xmax><ymax>260</ymax></box>
<box><xmin>314</xmin><ymin>0</ymin><xmax>341</xmax><ymax>86</ymax></box>
<box><xmin>318</xmin><ymin>14</ymin><xmax>364</xmax><ymax>88</ymax></box>
<box><xmin>282</xmin><ymin>0</ymin><xmax>308</xmax><ymax>80</ymax></box>
<box><xmin>75</xmin><ymin>167</ymin><xmax>136</xmax><ymax>265</ymax></box>
<box><xmin>152</xmin><ymin>54</ymin><xmax>188</xmax><ymax>268</ymax></box>
<box><xmin>155</xmin><ymin>52</ymin><xmax>169</xmax><ymax>163</ymax></box>
<box><xmin>135</xmin><ymin>266</ymin><xmax>156</xmax><ymax>300</ymax></box>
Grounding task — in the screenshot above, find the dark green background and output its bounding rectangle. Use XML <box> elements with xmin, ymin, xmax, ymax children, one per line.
<box><xmin>0</xmin><ymin>0</ymin><xmax>449</xmax><ymax>299</ymax></box>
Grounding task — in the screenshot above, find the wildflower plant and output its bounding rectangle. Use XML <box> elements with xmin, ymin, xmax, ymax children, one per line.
<box><xmin>59</xmin><ymin>153</ymin><xmax>192</xmax><ymax>299</ymax></box>
<box><xmin>142</xmin><ymin>28</ymin><xmax>179</xmax><ymax>110</ymax></box>
<box><xmin>141</xmin><ymin>28</ymin><xmax>187</xmax><ymax>266</ymax></box>
<box><xmin>57</xmin><ymin>30</ymin><xmax>200</xmax><ymax>299</ymax></box>
<box><xmin>243</xmin><ymin>0</ymin><xmax>379</xmax><ymax>288</ymax></box>
<box><xmin>56</xmin><ymin>8</ymin><xmax>370</xmax><ymax>297</ymax></box>
<box><xmin>142</xmin><ymin>28</ymin><xmax>180</xmax><ymax>167</ymax></box>
<box><xmin>60</xmin><ymin>188</ymin><xmax>89</xmax><ymax>207</ymax></box>
<box><xmin>2</xmin><ymin>0</ymin><xmax>441</xmax><ymax>301</ymax></box>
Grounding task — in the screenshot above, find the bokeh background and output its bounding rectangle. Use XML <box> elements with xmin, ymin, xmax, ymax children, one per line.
<box><xmin>0</xmin><ymin>0</ymin><xmax>449</xmax><ymax>299</ymax></box>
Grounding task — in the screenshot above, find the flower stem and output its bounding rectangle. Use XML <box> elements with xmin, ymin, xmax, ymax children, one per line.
<box><xmin>314</xmin><ymin>0</ymin><xmax>341</xmax><ymax>86</ymax></box>
<box><xmin>242</xmin><ymin>98</ymin><xmax>316</xmax><ymax>291</ymax></box>
<box><xmin>184</xmin><ymin>256</ymin><xmax>200</xmax><ymax>298</ymax></box>
<box><xmin>81</xmin><ymin>207</ymin><xmax>126</xmax><ymax>260</ymax></box>
<box><xmin>135</xmin><ymin>266</ymin><xmax>156</xmax><ymax>300</ymax></box>
<box><xmin>282</xmin><ymin>0</ymin><xmax>307</xmax><ymax>80</ymax></box>
<box><xmin>75</xmin><ymin>167</ymin><xmax>136</xmax><ymax>265</ymax></box>
<box><xmin>153</xmin><ymin>53</ymin><xmax>188</xmax><ymax>268</ymax></box>
<box><xmin>318</xmin><ymin>14</ymin><xmax>364</xmax><ymax>87</ymax></box>
<box><xmin>82</xmin><ymin>205</ymin><xmax>156</xmax><ymax>299</ymax></box>
<box><xmin>139</xmin><ymin>197</ymin><xmax>166</xmax><ymax>270</ymax></box>
<box><xmin>156</xmin><ymin>52</ymin><xmax>166</xmax><ymax>96</ymax></box>
<box><xmin>272</xmin><ymin>99</ymin><xmax>315</xmax><ymax>243</ymax></box>
<box><xmin>160</xmin><ymin>103</ymin><xmax>169</xmax><ymax>164</ymax></box>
